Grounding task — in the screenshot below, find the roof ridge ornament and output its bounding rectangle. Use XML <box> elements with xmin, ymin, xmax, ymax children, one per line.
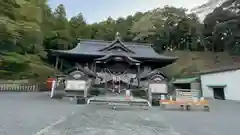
<box><xmin>97</xmin><ymin>31</ymin><xmax>136</xmax><ymax>53</ymax></box>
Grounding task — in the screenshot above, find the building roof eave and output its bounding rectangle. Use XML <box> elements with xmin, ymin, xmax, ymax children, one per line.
<box><xmin>94</xmin><ymin>54</ymin><xmax>141</xmax><ymax>64</ymax></box>
<box><xmin>49</xmin><ymin>49</ymin><xmax>178</xmax><ymax>63</ymax></box>
<box><xmin>199</xmin><ymin>65</ymin><xmax>240</xmax><ymax>75</ymax></box>
<box><xmin>172</xmin><ymin>77</ymin><xmax>199</xmax><ymax>84</ymax></box>
<box><xmin>139</xmin><ymin>69</ymin><xmax>167</xmax><ymax>80</ymax></box>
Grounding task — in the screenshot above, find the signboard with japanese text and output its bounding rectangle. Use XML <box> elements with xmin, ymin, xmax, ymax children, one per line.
<box><xmin>65</xmin><ymin>80</ymin><xmax>86</xmax><ymax>91</ymax></box>
<box><xmin>149</xmin><ymin>83</ymin><xmax>167</xmax><ymax>93</ymax></box>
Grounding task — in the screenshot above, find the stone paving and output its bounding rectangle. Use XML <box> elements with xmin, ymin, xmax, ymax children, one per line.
<box><xmin>0</xmin><ymin>92</ymin><xmax>79</xmax><ymax>135</ymax></box>
<box><xmin>0</xmin><ymin>92</ymin><xmax>240</xmax><ymax>135</ymax></box>
<box><xmin>39</xmin><ymin>105</ymin><xmax>179</xmax><ymax>135</ymax></box>
<box><xmin>0</xmin><ymin>93</ymin><xmax>179</xmax><ymax>135</ymax></box>
<box><xmin>162</xmin><ymin>100</ymin><xmax>240</xmax><ymax>135</ymax></box>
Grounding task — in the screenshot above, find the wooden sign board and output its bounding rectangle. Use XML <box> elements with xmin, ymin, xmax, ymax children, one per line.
<box><xmin>149</xmin><ymin>83</ymin><xmax>167</xmax><ymax>93</ymax></box>
<box><xmin>149</xmin><ymin>75</ymin><xmax>167</xmax><ymax>94</ymax></box>
<box><xmin>65</xmin><ymin>80</ymin><xmax>86</xmax><ymax>91</ymax></box>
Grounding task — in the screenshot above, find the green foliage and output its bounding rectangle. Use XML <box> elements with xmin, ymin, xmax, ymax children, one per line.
<box><xmin>90</xmin><ymin>87</ymin><xmax>106</xmax><ymax>95</ymax></box>
<box><xmin>131</xmin><ymin>6</ymin><xmax>205</xmax><ymax>51</ymax></box>
<box><xmin>0</xmin><ymin>0</ymin><xmax>239</xmax><ymax>54</ymax></box>
<box><xmin>131</xmin><ymin>89</ymin><xmax>146</xmax><ymax>98</ymax></box>
<box><xmin>1</xmin><ymin>0</ymin><xmax>240</xmax><ymax>80</ymax></box>
<box><xmin>196</xmin><ymin>0</ymin><xmax>240</xmax><ymax>54</ymax></box>
<box><xmin>0</xmin><ymin>52</ymin><xmax>55</xmax><ymax>80</ymax></box>
<box><xmin>161</xmin><ymin>50</ymin><xmax>240</xmax><ymax>78</ymax></box>
<box><xmin>2</xmin><ymin>60</ymin><xmax>29</xmax><ymax>72</ymax></box>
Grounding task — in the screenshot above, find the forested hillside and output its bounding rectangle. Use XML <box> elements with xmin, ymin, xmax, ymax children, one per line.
<box><xmin>0</xmin><ymin>0</ymin><xmax>240</xmax><ymax>81</ymax></box>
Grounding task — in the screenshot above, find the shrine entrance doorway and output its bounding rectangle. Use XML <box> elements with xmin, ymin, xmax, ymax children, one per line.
<box><xmin>95</xmin><ymin>55</ymin><xmax>141</xmax><ymax>95</ymax></box>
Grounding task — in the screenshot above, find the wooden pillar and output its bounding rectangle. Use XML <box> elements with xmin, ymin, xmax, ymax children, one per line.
<box><xmin>60</xmin><ymin>59</ymin><xmax>63</xmax><ymax>70</ymax></box>
<box><xmin>92</xmin><ymin>62</ymin><xmax>97</xmax><ymax>85</ymax></box>
<box><xmin>104</xmin><ymin>65</ymin><xmax>107</xmax><ymax>91</ymax></box>
<box><xmin>55</xmin><ymin>56</ymin><xmax>59</xmax><ymax>69</ymax></box>
<box><xmin>94</xmin><ymin>62</ymin><xmax>98</xmax><ymax>74</ymax></box>
<box><xmin>136</xmin><ymin>63</ymin><xmax>140</xmax><ymax>88</ymax></box>
<box><xmin>148</xmin><ymin>82</ymin><xmax>152</xmax><ymax>105</ymax></box>
<box><xmin>90</xmin><ymin>62</ymin><xmax>94</xmax><ymax>71</ymax></box>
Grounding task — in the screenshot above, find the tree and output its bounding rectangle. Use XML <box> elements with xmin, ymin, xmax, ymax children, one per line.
<box><xmin>202</xmin><ymin>0</ymin><xmax>240</xmax><ymax>53</ymax></box>
<box><xmin>0</xmin><ymin>0</ymin><xmax>45</xmax><ymax>53</ymax></box>
<box><xmin>131</xmin><ymin>6</ymin><xmax>203</xmax><ymax>52</ymax></box>
<box><xmin>69</xmin><ymin>13</ymin><xmax>91</xmax><ymax>39</ymax></box>
<box><xmin>45</xmin><ymin>4</ymin><xmax>71</xmax><ymax>50</ymax></box>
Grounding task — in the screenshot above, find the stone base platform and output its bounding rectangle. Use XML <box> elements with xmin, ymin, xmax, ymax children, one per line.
<box><xmin>87</xmin><ymin>95</ymin><xmax>151</xmax><ymax>107</ymax></box>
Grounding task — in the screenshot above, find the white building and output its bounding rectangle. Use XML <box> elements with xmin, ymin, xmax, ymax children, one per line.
<box><xmin>200</xmin><ymin>66</ymin><xmax>240</xmax><ymax>101</ymax></box>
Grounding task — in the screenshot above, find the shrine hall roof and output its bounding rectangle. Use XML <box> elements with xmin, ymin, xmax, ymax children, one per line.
<box><xmin>50</xmin><ymin>39</ymin><xmax>177</xmax><ymax>61</ymax></box>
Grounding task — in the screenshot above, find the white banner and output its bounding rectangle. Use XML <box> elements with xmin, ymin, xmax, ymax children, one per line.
<box><xmin>113</xmin><ymin>75</ymin><xmax>120</xmax><ymax>81</ymax></box>
<box><xmin>65</xmin><ymin>80</ymin><xmax>86</xmax><ymax>90</ymax></box>
<box><xmin>149</xmin><ymin>83</ymin><xmax>167</xmax><ymax>93</ymax></box>
<box><xmin>125</xmin><ymin>89</ymin><xmax>131</xmax><ymax>97</ymax></box>
<box><xmin>113</xmin><ymin>76</ymin><xmax>117</xmax><ymax>81</ymax></box>
<box><xmin>50</xmin><ymin>80</ymin><xmax>56</xmax><ymax>98</ymax></box>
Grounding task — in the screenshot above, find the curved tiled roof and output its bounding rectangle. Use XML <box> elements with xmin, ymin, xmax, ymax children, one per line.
<box><xmin>50</xmin><ymin>39</ymin><xmax>177</xmax><ymax>61</ymax></box>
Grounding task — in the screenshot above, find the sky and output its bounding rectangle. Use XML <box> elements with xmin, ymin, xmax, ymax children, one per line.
<box><xmin>48</xmin><ymin>0</ymin><xmax>208</xmax><ymax>24</ymax></box>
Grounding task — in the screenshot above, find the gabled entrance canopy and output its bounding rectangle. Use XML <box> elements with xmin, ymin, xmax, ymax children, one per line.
<box><xmin>139</xmin><ymin>69</ymin><xmax>167</xmax><ymax>80</ymax></box>
<box><xmin>98</xmin><ymin>32</ymin><xmax>135</xmax><ymax>54</ymax></box>
<box><xmin>64</xmin><ymin>63</ymin><xmax>99</xmax><ymax>78</ymax></box>
<box><xmin>95</xmin><ymin>54</ymin><xmax>141</xmax><ymax>65</ymax></box>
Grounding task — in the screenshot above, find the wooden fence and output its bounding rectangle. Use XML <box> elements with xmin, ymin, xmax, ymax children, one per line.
<box><xmin>0</xmin><ymin>80</ymin><xmax>40</xmax><ymax>92</ymax></box>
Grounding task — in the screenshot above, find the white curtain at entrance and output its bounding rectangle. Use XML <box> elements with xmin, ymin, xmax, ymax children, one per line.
<box><xmin>97</xmin><ymin>72</ymin><xmax>136</xmax><ymax>84</ymax></box>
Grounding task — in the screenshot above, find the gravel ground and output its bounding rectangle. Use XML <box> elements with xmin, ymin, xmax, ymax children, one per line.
<box><xmin>0</xmin><ymin>92</ymin><xmax>239</xmax><ymax>135</ymax></box>
<box><xmin>0</xmin><ymin>92</ymin><xmax>179</xmax><ymax>135</ymax></box>
<box><xmin>162</xmin><ymin>100</ymin><xmax>240</xmax><ymax>135</ymax></box>
<box><xmin>0</xmin><ymin>92</ymin><xmax>80</xmax><ymax>135</ymax></box>
<box><xmin>40</xmin><ymin>106</ymin><xmax>179</xmax><ymax>135</ymax></box>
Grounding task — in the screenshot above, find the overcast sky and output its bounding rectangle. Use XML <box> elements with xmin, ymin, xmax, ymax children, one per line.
<box><xmin>48</xmin><ymin>0</ymin><xmax>208</xmax><ymax>24</ymax></box>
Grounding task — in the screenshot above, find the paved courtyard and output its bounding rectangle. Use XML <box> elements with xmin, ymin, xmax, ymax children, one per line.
<box><xmin>0</xmin><ymin>92</ymin><xmax>239</xmax><ymax>135</ymax></box>
<box><xmin>162</xmin><ymin>100</ymin><xmax>240</xmax><ymax>135</ymax></box>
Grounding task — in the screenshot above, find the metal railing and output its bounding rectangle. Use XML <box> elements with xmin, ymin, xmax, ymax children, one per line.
<box><xmin>0</xmin><ymin>80</ymin><xmax>39</xmax><ymax>92</ymax></box>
